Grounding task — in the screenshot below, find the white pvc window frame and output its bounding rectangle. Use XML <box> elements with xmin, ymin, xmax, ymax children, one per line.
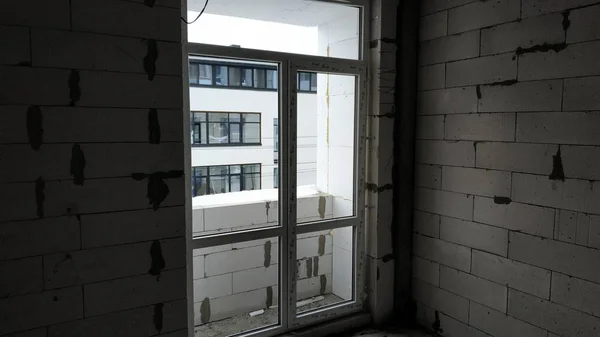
<box><xmin>185</xmin><ymin>0</ymin><xmax>369</xmax><ymax>335</ymax></box>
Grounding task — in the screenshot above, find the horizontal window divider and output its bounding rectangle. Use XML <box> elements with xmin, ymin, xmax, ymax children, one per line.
<box><xmin>191</xmin><ymin>226</ymin><xmax>283</xmax><ymax>249</ymax></box>
<box><xmin>296</xmin><ymin>217</ymin><xmax>358</xmax><ymax>234</ymax></box>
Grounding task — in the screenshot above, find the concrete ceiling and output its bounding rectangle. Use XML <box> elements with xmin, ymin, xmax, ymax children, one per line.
<box><xmin>188</xmin><ymin>0</ymin><xmax>358</xmax><ymax>26</ymax></box>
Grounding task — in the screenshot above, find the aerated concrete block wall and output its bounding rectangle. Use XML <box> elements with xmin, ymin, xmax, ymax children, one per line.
<box><xmin>414</xmin><ymin>1</ymin><xmax>600</xmax><ymax>336</ymax></box>
<box><xmin>0</xmin><ymin>1</ymin><xmax>187</xmax><ymax>336</ymax></box>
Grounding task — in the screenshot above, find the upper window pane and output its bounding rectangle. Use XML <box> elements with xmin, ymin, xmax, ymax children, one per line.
<box><xmin>254</xmin><ymin>69</ymin><xmax>266</xmax><ymax>88</ymax></box>
<box><xmin>187</xmin><ymin>1</ymin><xmax>361</xmax><ymax>60</ymax></box>
<box><xmin>215</xmin><ymin>65</ymin><xmax>228</xmax><ymax>86</ymax></box>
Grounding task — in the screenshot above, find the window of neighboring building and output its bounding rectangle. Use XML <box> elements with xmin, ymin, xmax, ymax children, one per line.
<box><xmin>192</xmin><ymin>164</ymin><xmax>261</xmax><ymax>197</ymax></box>
<box><xmin>189</xmin><ymin>61</ymin><xmax>316</xmax><ymax>92</ymax></box>
<box><xmin>273</xmin><ymin>167</ymin><xmax>279</xmax><ymax>189</ymax></box>
<box><xmin>273</xmin><ymin>118</ymin><xmax>278</xmax><ymax>164</ymax></box>
<box><xmin>191</xmin><ymin>112</ymin><xmax>261</xmax><ymax>146</ymax></box>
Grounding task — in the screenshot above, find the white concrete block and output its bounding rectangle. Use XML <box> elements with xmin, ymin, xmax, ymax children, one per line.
<box><xmin>415</xmin><ymin>164</ymin><xmax>442</xmax><ymax>189</ymax></box>
<box><xmin>205</xmin><ymin>286</ymin><xmax>278</xmax><ymax>323</ymax></box>
<box><xmin>413</xmin><ymin>256</ymin><xmax>440</xmax><ymax>286</ymax></box>
<box><xmin>509</xmin><ymin>232</ymin><xmax>600</xmax><ymax>284</ymax></box>
<box><xmin>233</xmin><ymin>265</ymin><xmax>278</xmax><ymax>294</ymax></box>
<box><xmin>365</xmin><ymin>255</ymin><xmax>394</xmax><ymax>324</ymax></box>
<box><xmin>205</xmin><ymin>242</ymin><xmax>279</xmax><ymax>276</ymax></box>
<box><xmin>418</xmin><ymin>86</ymin><xmax>478</xmax><ymax>115</ymax></box>
<box><xmin>72</xmin><ymin>0</ymin><xmax>180</xmax><ymax>41</ymax></box>
<box><xmin>48</xmin><ymin>300</ymin><xmax>186</xmax><ymax>337</ymax></box>
<box><xmin>0</xmin><ymin>25</ymin><xmax>30</xmax><ymax>65</ymax></box>
<box><xmin>479</xmin><ymin>80</ymin><xmax>563</xmax><ymax>112</ymax></box>
<box><xmin>297</xmin><ymin>195</ymin><xmax>333</xmax><ymax>223</ymax></box>
<box><xmin>415</xmin><ymin>188</ymin><xmax>474</xmax><ymax>221</ymax></box>
<box><xmin>297</xmin><ymin>255</ymin><xmax>332</xmax><ymax>279</ymax></box>
<box><xmin>44</xmin><ymin>238</ymin><xmax>185</xmax><ymax>288</ymax></box>
<box><xmin>509</xmin><ymin>289</ymin><xmax>600</xmax><ymax>337</ymax></box>
<box><xmin>84</xmin><ymin>269</ymin><xmax>186</xmax><ymax>316</ymax></box>
<box><xmin>0</xmin><ymin>106</ymin><xmax>182</xmax><ymax>144</ymax></box>
<box><xmin>203</xmin><ymin>202</ymin><xmax>269</xmax><ymax>231</ymax></box>
<box><xmin>193</xmin><ymin>274</ymin><xmax>232</xmax><ymax>302</ymax></box>
<box><xmin>441</xmin><ymin>266</ymin><xmax>507</xmax><ymax>312</ymax></box>
<box><xmin>448</xmin><ymin>0</ymin><xmax>520</xmax><ymax>34</ymax></box>
<box><xmin>0</xmin><ymin>66</ymin><xmax>70</xmax><ymax>106</ymax></box>
<box><xmin>476</xmin><ymin>142</ymin><xmax>557</xmax><ymax>175</ymax></box>
<box><xmin>519</xmin><ymin>40</ymin><xmax>600</xmax><ymax>80</ymax></box>
<box><xmin>0</xmin><ymin>0</ymin><xmax>70</xmax><ymax>29</ymax></box>
<box><xmin>446</xmin><ymin>53</ymin><xmax>517</xmax><ymax>87</ymax></box>
<box><xmin>419</xmin><ymin>30</ymin><xmax>480</xmax><ymax>65</ymax></box>
<box><xmin>555</xmin><ymin>210</ymin><xmax>577</xmax><ymax>243</ymax></box>
<box><xmin>297</xmin><ymin>234</ymin><xmax>333</xmax><ymax>259</ymax></box>
<box><xmin>589</xmin><ymin>215</ymin><xmax>600</xmax><ymax>249</ymax></box>
<box><xmin>552</xmin><ymin>272</ymin><xmax>600</xmax><ymax>317</ymax></box>
<box><xmin>413</xmin><ymin>234</ymin><xmax>471</xmax><ymax>272</ymax></box>
<box><xmin>32</xmin><ymin>29</ymin><xmax>181</xmax><ymax>75</ymax></box>
<box><xmin>0</xmin><ymin>287</ymin><xmax>83</xmax><ymax>335</ymax></box>
<box><xmin>440</xmin><ymin>217</ymin><xmax>508</xmax><ymax>256</ymax></box>
<box><xmin>415</xmin><ymin>140</ymin><xmax>475</xmax><ymax>167</ymax></box>
<box><xmin>517</xmin><ymin>112</ymin><xmax>600</xmax><ymax>145</ymax></box>
<box><xmin>82</xmin><ymin>207</ymin><xmax>184</xmax><ymax>248</ymax></box>
<box><xmin>469</xmin><ymin>302</ymin><xmax>547</xmax><ymax>337</ymax></box>
<box><xmin>0</xmin><ymin>143</ymin><xmax>183</xmax><ymax>183</ymax></box>
<box><xmin>0</xmin><ymin>217</ymin><xmax>80</xmax><ymax>260</ymax></box>
<box><xmin>563</xmin><ymin>76</ymin><xmax>600</xmax><ymax>111</ymax></box>
<box><xmin>413</xmin><ymin>278</ymin><xmax>469</xmax><ymax>323</ymax></box>
<box><xmin>332</xmin><ymin>226</ymin><xmax>353</xmax><ymax>251</ymax></box>
<box><xmin>297</xmin><ymin>274</ymin><xmax>332</xmax><ymax>300</ymax></box>
<box><xmin>471</xmin><ymin>250</ymin><xmax>551</xmax><ymax>299</ymax></box>
<box><xmin>568</xmin><ymin>4</ymin><xmax>600</xmax><ymax>43</ymax></box>
<box><xmin>421</xmin><ymin>0</ymin><xmax>478</xmax><ymax>16</ymax></box>
<box><xmin>444</xmin><ymin>113</ymin><xmax>515</xmax><ymax>141</ymax></box>
<box><xmin>193</xmin><ymin>256</ymin><xmax>204</xmax><ymax>280</ymax></box>
<box><xmin>414</xmin><ymin>210</ymin><xmax>440</xmax><ymax>238</ymax></box>
<box><xmin>418</xmin><ymin>64</ymin><xmax>445</xmax><ymax>90</ymax></box>
<box><xmin>473</xmin><ymin>197</ymin><xmax>555</xmax><ymax>238</ymax></box>
<box><xmin>437</xmin><ymin>312</ymin><xmax>490</xmax><ymax>337</ymax></box>
<box><xmin>442</xmin><ymin>166</ymin><xmax>511</xmax><ymax>198</ymax></box>
<box><xmin>416</xmin><ymin>115</ymin><xmax>444</xmax><ymax>140</ymax></box>
<box><xmin>522</xmin><ymin>0</ymin><xmax>599</xmax><ymax>18</ymax></box>
<box><xmin>576</xmin><ymin>213</ymin><xmax>590</xmax><ymax>246</ymax></box>
<box><xmin>481</xmin><ymin>13</ymin><xmax>564</xmax><ymax>55</ymax></box>
<box><xmin>77</xmin><ymin>70</ymin><xmax>182</xmax><ymax>109</ymax></box>
<box><xmin>512</xmin><ymin>174</ymin><xmax>600</xmax><ymax>214</ymax></box>
<box><xmin>419</xmin><ymin>12</ymin><xmax>447</xmax><ymax>41</ymax></box>
<box><xmin>0</xmin><ymin>257</ymin><xmax>42</xmax><ymax>298</ymax></box>
<box><xmin>332</xmin><ymin>246</ymin><xmax>352</xmax><ymax>300</ymax></box>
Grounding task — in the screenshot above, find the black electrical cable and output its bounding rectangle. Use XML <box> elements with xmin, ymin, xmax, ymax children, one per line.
<box><xmin>181</xmin><ymin>0</ymin><xmax>210</xmax><ymax>24</ymax></box>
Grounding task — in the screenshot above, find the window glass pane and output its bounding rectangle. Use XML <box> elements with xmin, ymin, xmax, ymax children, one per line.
<box><xmin>230</xmin><ymin>165</ymin><xmax>241</xmax><ymax>174</ymax></box>
<box><xmin>243</xmin><ymin>123</ymin><xmax>260</xmax><ymax>143</ymax></box>
<box><xmin>210</xmin><ymin>176</ymin><xmax>229</xmax><ymax>194</ymax></box>
<box><xmin>230</xmin><ymin>175</ymin><xmax>241</xmax><ymax>192</ymax></box>
<box><xmin>243</xmin><ymin>164</ymin><xmax>260</xmax><ymax>174</ymax></box>
<box><xmin>208</xmin><ymin>122</ymin><xmax>228</xmax><ymax>144</ymax></box>
<box><xmin>189</xmin><ymin>63</ymin><xmax>199</xmax><ymax>84</ymax></box>
<box><xmin>244</xmin><ymin>114</ymin><xmax>260</xmax><ymax>123</ymax></box>
<box><xmin>198</xmin><ymin>64</ymin><xmax>212</xmax><ymax>85</ymax></box>
<box><xmin>229</xmin><ymin>67</ymin><xmax>241</xmax><ymax>86</ymax></box>
<box><xmin>254</xmin><ymin>69</ymin><xmax>266</xmax><ymax>88</ymax></box>
<box><xmin>311</xmin><ymin>73</ymin><xmax>317</xmax><ymax>91</ymax></box>
<box><xmin>267</xmin><ymin>70</ymin><xmax>278</xmax><ymax>89</ymax></box>
<box><xmin>229</xmin><ymin>114</ymin><xmax>241</xmax><ymax>122</ymax></box>
<box><xmin>192</xmin><ymin>124</ymin><xmax>200</xmax><ymax>144</ymax></box>
<box><xmin>273</xmin><ymin>168</ymin><xmax>278</xmax><ymax>189</ymax></box>
<box><xmin>230</xmin><ymin>123</ymin><xmax>241</xmax><ymax>143</ymax></box>
<box><xmin>209</xmin><ymin>113</ymin><xmax>228</xmax><ymax>122</ymax></box>
<box><xmin>243</xmin><ymin>174</ymin><xmax>260</xmax><ymax>191</ymax></box>
<box><xmin>273</xmin><ymin>118</ymin><xmax>279</xmax><ymax>163</ymax></box>
<box><xmin>241</xmin><ymin>69</ymin><xmax>253</xmax><ymax>87</ymax></box>
<box><xmin>299</xmin><ymin>72</ymin><xmax>311</xmax><ymax>91</ymax></box>
<box><xmin>192</xmin><ymin>177</ymin><xmax>207</xmax><ymax>196</ymax></box>
<box><xmin>193</xmin><ymin>112</ymin><xmax>206</xmax><ymax>122</ymax></box>
<box><xmin>209</xmin><ymin>166</ymin><xmax>228</xmax><ymax>176</ymax></box>
<box><xmin>215</xmin><ymin>66</ymin><xmax>228</xmax><ymax>86</ymax></box>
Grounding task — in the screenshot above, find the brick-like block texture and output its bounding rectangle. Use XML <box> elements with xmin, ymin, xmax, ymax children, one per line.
<box><xmin>414</xmin><ymin>2</ymin><xmax>600</xmax><ymax>336</ymax></box>
<box><xmin>0</xmin><ymin>1</ymin><xmax>187</xmax><ymax>336</ymax></box>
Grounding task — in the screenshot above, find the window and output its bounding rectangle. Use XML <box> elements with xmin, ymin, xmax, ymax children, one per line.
<box><xmin>273</xmin><ymin>118</ymin><xmax>278</xmax><ymax>164</ymax></box>
<box><xmin>273</xmin><ymin>168</ymin><xmax>279</xmax><ymax>188</ymax></box>
<box><xmin>191</xmin><ymin>112</ymin><xmax>261</xmax><ymax>146</ymax></box>
<box><xmin>189</xmin><ymin>61</ymin><xmax>316</xmax><ymax>92</ymax></box>
<box><xmin>192</xmin><ymin>164</ymin><xmax>261</xmax><ymax>197</ymax></box>
<box><xmin>298</xmin><ymin>72</ymin><xmax>317</xmax><ymax>93</ymax></box>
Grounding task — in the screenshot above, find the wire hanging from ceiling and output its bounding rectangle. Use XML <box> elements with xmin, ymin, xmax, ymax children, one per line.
<box><xmin>181</xmin><ymin>0</ymin><xmax>210</xmax><ymax>24</ymax></box>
